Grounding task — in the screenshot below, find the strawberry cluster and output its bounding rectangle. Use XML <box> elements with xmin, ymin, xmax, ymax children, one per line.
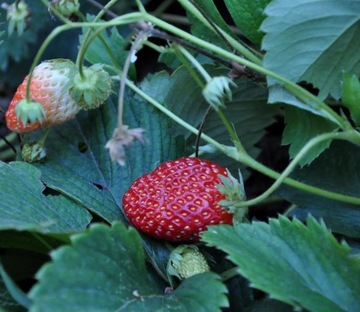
<box><xmin>5</xmin><ymin>59</ymin><xmax>112</xmax><ymax>133</ymax></box>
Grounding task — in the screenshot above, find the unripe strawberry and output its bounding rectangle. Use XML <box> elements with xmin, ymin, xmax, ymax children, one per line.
<box><xmin>167</xmin><ymin>245</ymin><xmax>210</xmax><ymax>280</ymax></box>
<box><xmin>21</xmin><ymin>142</ymin><xmax>46</xmax><ymax>163</ymax></box>
<box><xmin>122</xmin><ymin>157</ymin><xmax>233</xmax><ymax>242</ymax></box>
<box><xmin>5</xmin><ymin>59</ymin><xmax>81</xmax><ymax>133</ymax></box>
<box><xmin>69</xmin><ymin>64</ymin><xmax>112</xmax><ymax>110</ymax></box>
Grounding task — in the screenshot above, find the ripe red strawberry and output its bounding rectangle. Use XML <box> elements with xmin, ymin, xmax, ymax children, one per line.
<box><xmin>5</xmin><ymin>59</ymin><xmax>81</xmax><ymax>133</ymax></box>
<box><xmin>122</xmin><ymin>157</ymin><xmax>233</xmax><ymax>242</ymax></box>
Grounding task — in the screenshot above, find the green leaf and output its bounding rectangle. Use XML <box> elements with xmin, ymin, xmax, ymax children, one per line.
<box><xmin>140</xmin><ymin>66</ymin><xmax>211</xmax><ymax>138</ymax></box>
<box><xmin>141</xmin><ymin>68</ymin><xmax>279</xmax><ymax>175</ymax></box>
<box><xmin>203</xmin><ymin>216</ymin><xmax>360</xmax><ymax>312</ymax></box>
<box><xmin>282</xmin><ymin>107</ymin><xmax>338</xmax><ymax>166</ymax></box>
<box><xmin>139</xmin><ymin>71</ymin><xmax>172</xmax><ymax>105</ymax></box>
<box><xmin>190</xmin><ymin>0</ymin><xmax>235</xmax><ymax>36</ymax></box>
<box><xmin>262</xmin><ymin>0</ymin><xmax>360</xmax><ymax>100</ymax></box>
<box><xmin>182</xmin><ymin>0</ymin><xmax>235</xmax><ymax>50</ymax></box>
<box><xmin>277</xmin><ymin>140</ymin><xmax>360</xmax><ymax>238</ymax></box>
<box><xmin>341</xmin><ymin>72</ymin><xmax>360</xmax><ymax>126</ymax></box>
<box><xmin>0</xmin><ymin>1</ymin><xmax>50</xmax><ymax>71</ymax></box>
<box><xmin>26</xmin><ymin>93</ymin><xmax>180</xmax><ymax>223</ymax></box>
<box><xmin>29</xmin><ymin>222</ymin><xmax>228</xmax><ymax>312</ymax></box>
<box><xmin>22</xmin><ymin>84</ymin><xmax>181</xmax><ymax>288</ymax></box>
<box><xmin>224</xmin><ymin>0</ymin><xmax>271</xmax><ymax>45</ymax></box>
<box><xmin>0</xmin><ymin>161</ymin><xmax>91</xmax><ymax>233</ymax></box>
<box><xmin>125</xmin><ymin>273</ymin><xmax>228</xmax><ymax>311</ymax></box>
<box><xmin>267</xmin><ymin>84</ymin><xmax>338</xmax><ymax>124</ymax></box>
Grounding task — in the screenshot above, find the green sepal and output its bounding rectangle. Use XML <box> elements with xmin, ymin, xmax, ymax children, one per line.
<box><xmin>202</xmin><ymin>76</ymin><xmax>236</xmax><ymax>111</ymax></box>
<box><xmin>15</xmin><ymin>99</ymin><xmax>45</xmax><ymax>126</ymax></box>
<box><xmin>4</xmin><ymin>0</ymin><xmax>30</xmax><ymax>36</ymax></box>
<box><xmin>341</xmin><ymin>72</ymin><xmax>360</xmax><ymax>126</ymax></box>
<box><xmin>217</xmin><ymin>170</ymin><xmax>248</xmax><ymax>222</ymax></box>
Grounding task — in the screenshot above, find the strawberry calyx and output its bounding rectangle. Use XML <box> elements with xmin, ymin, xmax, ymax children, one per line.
<box><xmin>167</xmin><ymin>245</ymin><xmax>210</xmax><ymax>280</ymax></box>
<box><xmin>69</xmin><ymin>64</ymin><xmax>112</xmax><ymax>110</ymax></box>
<box><xmin>1</xmin><ymin>0</ymin><xmax>31</xmax><ymax>36</ymax></box>
<box><xmin>202</xmin><ymin>76</ymin><xmax>236</xmax><ymax>110</ymax></box>
<box><xmin>217</xmin><ymin>169</ymin><xmax>248</xmax><ymax>221</ymax></box>
<box><xmin>15</xmin><ymin>99</ymin><xmax>45</xmax><ymax>127</ymax></box>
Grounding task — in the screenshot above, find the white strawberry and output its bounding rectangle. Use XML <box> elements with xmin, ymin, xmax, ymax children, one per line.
<box><xmin>5</xmin><ymin>59</ymin><xmax>81</xmax><ymax>133</ymax></box>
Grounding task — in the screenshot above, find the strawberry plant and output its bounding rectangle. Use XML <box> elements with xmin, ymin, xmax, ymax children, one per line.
<box><xmin>0</xmin><ymin>0</ymin><xmax>360</xmax><ymax>311</ymax></box>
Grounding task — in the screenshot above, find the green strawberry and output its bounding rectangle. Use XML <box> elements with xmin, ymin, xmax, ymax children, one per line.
<box><xmin>167</xmin><ymin>245</ymin><xmax>210</xmax><ymax>279</ymax></box>
<box><xmin>68</xmin><ymin>64</ymin><xmax>112</xmax><ymax>110</ymax></box>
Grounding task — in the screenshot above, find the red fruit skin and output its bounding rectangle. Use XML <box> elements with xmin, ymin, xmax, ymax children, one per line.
<box><xmin>5</xmin><ymin>60</ymin><xmax>80</xmax><ymax>133</ymax></box>
<box><xmin>122</xmin><ymin>157</ymin><xmax>233</xmax><ymax>242</ymax></box>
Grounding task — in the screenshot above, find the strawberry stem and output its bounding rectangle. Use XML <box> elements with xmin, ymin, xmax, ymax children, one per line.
<box><xmin>220</xmin><ymin>266</ymin><xmax>240</xmax><ymax>282</ymax></box>
<box><xmin>175</xmin><ymin>44</ymin><xmax>247</xmax><ymax>154</ymax></box>
<box><xmin>172</xmin><ymin>45</ymin><xmax>205</xmax><ymax>87</ymax></box>
<box><xmin>117</xmin><ymin>29</ymin><xmax>150</xmax><ymax>128</ymax></box>
<box><xmin>143</xmin><ymin>12</ymin><xmax>352</xmax><ymax>130</ymax></box>
<box><xmin>177</xmin><ymin>45</ymin><xmax>212</xmax><ymax>82</ymax></box>
<box><xmin>74</xmin><ymin>0</ymin><xmax>123</xmax><ymax>80</ymax></box>
<box><xmin>75</xmin><ymin>24</ymin><xmax>107</xmax><ymax>78</ymax></box>
<box><xmin>235</xmin><ymin>130</ymin><xmax>360</xmax><ymax>208</ymax></box>
<box><xmin>38</xmin><ymin>129</ymin><xmax>51</xmax><ymax>147</ymax></box>
<box><xmin>135</xmin><ymin>0</ymin><xmax>147</xmax><ymax>13</ymax></box>
<box><xmin>124</xmin><ymin>78</ymin><xmax>360</xmax><ymax>206</ymax></box>
<box><xmin>178</xmin><ymin>0</ymin><xmax>262</xmax><ymax>65</ymax></box>
<box><xmin>19</xmin><ymin>3</ymin><xmax>360</xmax><ymax>207</ymax></box>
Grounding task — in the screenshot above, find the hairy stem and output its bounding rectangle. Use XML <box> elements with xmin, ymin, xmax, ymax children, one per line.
<box><xmin>238</xmin><ymin>131</ymin><xmax>357</xmax><ymax>207</ymax></box>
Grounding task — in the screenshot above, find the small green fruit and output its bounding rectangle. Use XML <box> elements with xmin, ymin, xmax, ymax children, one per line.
<box><xmin>167</xmin><ymin>245</ymin><xmax>210</xmax><ymax>280</ymax></box>
<box><xmin>21</xmin><ymin>143</ymin><xmax>46</xmax><ymax>163</ymax></box>
<box><xmin>69</xmin><ymin>64</ymin><xmax>112</xmax><ymax>110</ymax></box>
